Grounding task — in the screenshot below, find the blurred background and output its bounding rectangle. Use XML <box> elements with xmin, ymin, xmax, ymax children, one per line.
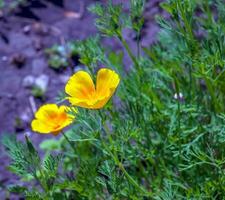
<box><xmin>0</xmin><ymin>0</ymin><xmax>166</xmax><ymax>196</ymax></box>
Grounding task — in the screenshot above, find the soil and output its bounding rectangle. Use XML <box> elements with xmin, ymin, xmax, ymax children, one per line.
<box><xmin>0</xmin><ymin>0</ymin><xmax>166</xmax><ymax>198</ymax></box>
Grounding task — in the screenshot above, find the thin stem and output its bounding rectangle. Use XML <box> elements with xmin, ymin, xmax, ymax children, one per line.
<box><xmin>33</xmin><ymin>173</ymin><xmax>48</xmax><ymax>192</ymax></box>
<box><xmin>174</xmin><ymin>78</ymin><xmax>182</xmax><ymax>160</ymax></box>
<box><xmin>117</xmin><ymin>161</ymin><xmax>152</xmax><ymax>197</ymax></box>
<box><xmin>62</xmin><ymin>131</ymin><xmax>76</xmax><ymax>153</ymax></box>
<box><xmin>177</xmin><ymin>98</ymin><xmax>181</xmax><ymax>160</ymax></box>
<box><xmin>118</xmin><ymin>35</ymin><xmax>139</xmax><ymax>70</ymax></box>
<box><xmin>177</xmin><ymin>0</ymin><xmax>194</xmax><ymax>42</ymax></box>
<box><xmin>100</xmin><ymin>111</ymin><xmax>152</xmax><ymax>197</ymax></box>
<box><xmin>137</xmin><ymin>31</ymin><xmax>141</xmax><ymax>59</ymax></box>
<box><xmin>188</xmin><ymin>65</ymin><xmax>192</xmax><ymax>102</ymax></box>
<box><xmin>102</xmin><ymin>140</ymin><xmax>151</xmax><ymax>197</ymax></box>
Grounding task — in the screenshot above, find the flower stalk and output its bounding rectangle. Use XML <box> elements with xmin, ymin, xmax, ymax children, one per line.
<box><xmin>62</xmin><ymin>131</ymin><xmax>76</xmax><ymax>153</ymax></box>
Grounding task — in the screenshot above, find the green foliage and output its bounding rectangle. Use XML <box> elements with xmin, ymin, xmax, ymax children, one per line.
<box><xmin>3</xmin><ymin>135</ymin><xmax>40</xmax><ymax>177</ymax></box>
<box><xmin>72</xmin><ymin>36</ymin><xmax>106</xmax><ymax>69</ymax></box>
<box><xmin>45</xmin><ymin>44</ymin><xmax>71</xmax><ymax>70</ymax></box>
<box><xmin>88</xmin><ymin>1</ymin><xmax>126</xmax><ymax>37</ymax></box>
<box><xmin>39</xmin><ymin>138</ymin><xmax>62</xmax><ymax>151</ymax></box>
<box><xmin>3</xmin><ymin>0</ymin><xmax>225</xmax><ymax>199</ymax></box>
<box><xmin>0</xmin><ymin>0</ymin><xmax>28</xmax><ymax>10</ymax></box>
<box><xmin>2</xmin><ymin>135</ymin><xmax>63</xmax><ymax>198</ymax></box>
<box><xmin>31</xmin><ymin>86</ymin><xmax>45</xmax><ymax>100</ymax></box>
<box><xmin>45</xmin><ymin>36</ymin><xmax>106</xmax><ymax>72</ymax></box>
<box><xmin>0</xmin><ymin>0</ymin><xmax>4</xmax><ymax>8</ymax></box>
<box><xmin>130</xmin><ymin>0</ymin><xmax>145</xmax><ymax>33</ymax></box>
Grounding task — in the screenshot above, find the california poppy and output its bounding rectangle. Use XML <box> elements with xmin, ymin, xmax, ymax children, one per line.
<box><xmin>65</xmin><ymin>68</ymin><xmax>120</xmax><ymax>109</ymax></box>
<box><xmin>31</xmin><ymin>104</ymin><xmax>75</xmax><ymax>135</ymax></box>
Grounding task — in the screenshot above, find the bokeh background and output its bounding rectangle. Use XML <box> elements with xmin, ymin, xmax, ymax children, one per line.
<box><xmin>0</xmin><ymin>0</ymin><xmax>166</xmax><ymax>196</ymax></box>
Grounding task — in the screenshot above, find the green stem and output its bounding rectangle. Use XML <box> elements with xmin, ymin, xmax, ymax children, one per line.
<box><xmin>177</xmin><ymin>98</ymin><xmax>181</xmax><ymax>160</ymax></box>
<box><xmin>137</xmin><ymin>31</ymin><xmax>141</xmax><ymax>59</ymax></box>
<box><xmin>118</xmin><ymin>35</ymin><xmax>139</xmax><ymax>70</ymax></box>
<box><xmin>100</xmin><ymin>111</ymin><xmax>152</xmax><ymax>197</ymax></box>
<box><xmin>177</xmin><ymin>0</ymin><xmax>194</xmax><ymax>42</ymax></box>
<box><xmin>205</xmin><ymin>0</ymin><xmax>214</xmax><ymax>25</ymax></box>
<box><xmin>117</xmin><ymin>161</ymin><xmax>152</xmax><ymax>197</ymax></box>
<box><xmin>188</xmin><ymin>65</ymin><xmax>192</xmax><ymax>102</ymax></box>
<box><xmin>174</xmin><ymin>78</ymin><xmax>182</xmax><ymax>159</ymax></box>
<box><xmin>102</xmin><ymin>140</ymin><xmax>152</xmax><ymax>197</ymax></box>
<box><xmin>62</xmin><ymin>131</ymin><xmax>76</xmax><ymax>153</ymax></box>
<box><xmin>33</xmin><ymin>173</ymin><xmax>48</xmax><ymax>192</ymax></box>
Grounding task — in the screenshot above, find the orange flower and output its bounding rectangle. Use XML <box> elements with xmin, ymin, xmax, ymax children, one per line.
<box><xmin>31</xmin><ymin>104</ymin><xmax>75</xmax><ymax>135</ymax></box>
<box><xmin>65</xmin><ymin>68</ymin><xmax>120</xmax><ymax>109</ymax></box>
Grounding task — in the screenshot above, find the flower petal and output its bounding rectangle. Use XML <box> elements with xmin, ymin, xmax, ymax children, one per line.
<box><xmin>65</xmin><ymin>69</ymin><xmax>120</xmax><ymax>109</ymax></box>
<box><xmin>67</xmin><ymin>97</ymin><xmax>97</xmax><ymax>108</ymax></box>
<box><xmin>96</xmin><ymin>68</ymin><xmax>120</xmax><ymax>104</ymax></box>
<box><xmin>65</xmin><ymin>71</ymin><xmax>95</xmax><ymax>104</ymax></box>
<box><xmin>35</xmin><ymin>104</ymin><xmax>58</xmax><ymax>121</ymax></box>
<box><xmin>31</xmin><ymin>104</ymin><xmax>75</xmax><ymax>134</ymax></box>
<box><xmin>57</xmin><ymin>105</ymin><xmax>74</xmax><ymax>125</ymax></box>
<box><xmin>31</xmin><ymin>119</ymin><xmax>52</xmax><ymax>134</ymax></box>
<box><xmin>90</xmin><ymin>96</ymin><xmax>112</xmax><ymax>109</ymax></box>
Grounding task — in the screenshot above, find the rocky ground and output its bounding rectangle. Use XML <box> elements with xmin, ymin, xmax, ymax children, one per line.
<box><xmin>0</xmin><ymin>0</ymin><xmax>166</xmax><ymax>198</ymax></box>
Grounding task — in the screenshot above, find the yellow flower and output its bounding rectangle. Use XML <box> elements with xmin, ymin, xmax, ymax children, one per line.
<box><xmin>65</xmin><ymin>68</ymin><xmax>120</xmax><ymax>109</ymax></box>
<box><xmin>31</xmin><ymin>104</ymin><xmax>75</xmax><ymax>135</ymax></box>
